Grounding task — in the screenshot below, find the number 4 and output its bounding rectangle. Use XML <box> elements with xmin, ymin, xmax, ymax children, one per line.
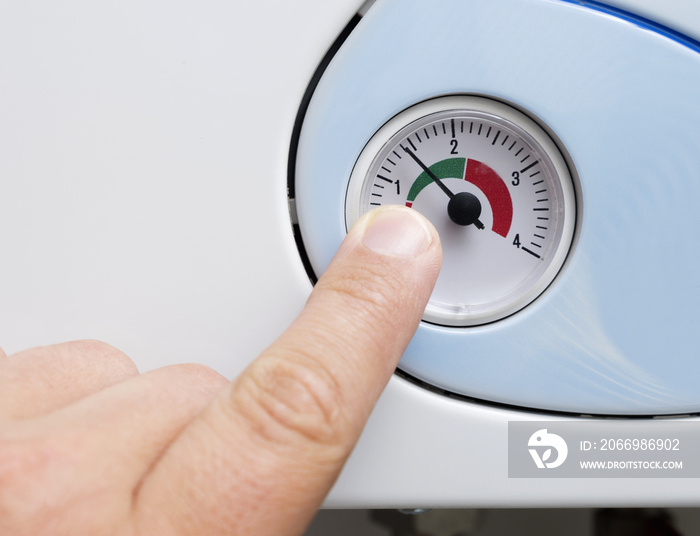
<box><xmin>513</xmin><ymin>234</ymin><xmax>521</xmax><ymax>248</ymax></box>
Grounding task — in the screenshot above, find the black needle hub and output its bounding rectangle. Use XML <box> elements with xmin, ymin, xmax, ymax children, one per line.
<box><xmin>448</xmin><ymin>192</ymin><xmax>485</xmax><ymax>228</ymax></box>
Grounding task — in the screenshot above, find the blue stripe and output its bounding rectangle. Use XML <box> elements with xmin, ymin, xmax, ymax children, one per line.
<box><xmin>557</xmin><ymin>0</ymin><xmax>700</xmax><ymax>53</ymax></box>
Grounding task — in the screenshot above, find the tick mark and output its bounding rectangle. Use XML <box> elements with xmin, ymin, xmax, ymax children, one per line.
<box><xmin>521</xmin><ymin>160</ymin><xmax>539</xmax><ymax>173</ymax></box>
<box><xmin>522</xmin><ymin>247</ymin><xmax>541</xmax><ymax>259</ymax></box>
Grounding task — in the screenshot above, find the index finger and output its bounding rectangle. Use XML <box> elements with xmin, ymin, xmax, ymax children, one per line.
<box><xmin>132</xmin><ymin>207</ymin><xmax>442</xmax><ymax>536</ymax></box>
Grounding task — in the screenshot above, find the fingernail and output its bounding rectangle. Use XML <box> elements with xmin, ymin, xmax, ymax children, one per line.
<box><xmin>362</xmin><ymin>207</ymin><xmax>433</xmax><ymax>258</ymax></box>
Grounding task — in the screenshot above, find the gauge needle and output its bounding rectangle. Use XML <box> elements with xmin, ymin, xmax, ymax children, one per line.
<box><xmin>403</xmin><ymin>146</ymin><xmax>455</xmax><ymax>199</ymax></box>
<box><xmin>403</xmin><ymin>146</ymin><xmax>485</xmax><ymax>229</ymax></box>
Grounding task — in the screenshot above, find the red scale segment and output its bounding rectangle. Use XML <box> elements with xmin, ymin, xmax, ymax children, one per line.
<box><xmin>464</xmin><ymin>159</ymin><xmax>513</xmax><ymax>238</ymax></box>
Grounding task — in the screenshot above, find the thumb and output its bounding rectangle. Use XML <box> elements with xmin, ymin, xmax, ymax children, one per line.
<box><xmin>133</xmin><ymin>206</ymin><xmax>442</xmax><ymax>536</ymax></box>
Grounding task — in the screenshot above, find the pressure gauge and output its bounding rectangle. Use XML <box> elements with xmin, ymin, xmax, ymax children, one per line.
<box><xmin>346</xmin><ymin>96</ymin><xmax>576</xmax><ymax>326</ymax></box>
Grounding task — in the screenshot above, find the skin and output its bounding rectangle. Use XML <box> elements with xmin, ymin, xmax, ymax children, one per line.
<box><xmin>0</xmin><ymin>206</ymin><xmax>442</xmax><ymax>536</ymax></box>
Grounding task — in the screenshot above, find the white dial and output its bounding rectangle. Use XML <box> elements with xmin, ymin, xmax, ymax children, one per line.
<box><xmin>346</xmin><ymin>96</ymin><xmax>576</xmax><ymax>326</ymax></box>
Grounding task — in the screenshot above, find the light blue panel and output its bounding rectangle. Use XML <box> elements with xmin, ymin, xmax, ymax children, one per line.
<box><xmin>295</xmin><ymin>0</ymin><xmax>700</xmax><ymax>415</ymax></box>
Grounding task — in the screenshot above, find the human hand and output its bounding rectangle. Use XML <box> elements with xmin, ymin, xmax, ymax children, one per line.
<box><xmin>0</xmin><ymin>206</ymin><xmax>441</xmax><ymax>536</ymax></box>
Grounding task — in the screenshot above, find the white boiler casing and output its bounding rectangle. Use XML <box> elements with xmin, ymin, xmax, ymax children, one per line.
<box><xmin>2</xmin><ymin>0</ymin><xmax>700</xmax><ymax>507</ymax></box>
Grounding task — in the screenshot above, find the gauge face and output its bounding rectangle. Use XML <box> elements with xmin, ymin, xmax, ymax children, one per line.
<box><xmin>346</xmin><ymin>96</ymin><xmax>576</xmax><ymax>326</ymax></box>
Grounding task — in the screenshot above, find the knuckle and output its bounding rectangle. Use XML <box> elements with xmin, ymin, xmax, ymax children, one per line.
<box><xmin>158</xmin><ymin>363</ymin><xmax>230</xmax><ymax>404</ymax></box>
<box><xmin>235</xmin><ymin>353</ymin><xmax>347</xmax><ymax>450</ymax></box>
<box><xmin>69</xmin><ymin>339</ymin><xmax>139</xmax><ymax>377</ymax></box>
<box><xmin>165</xmin><ymin>363</ymin><xmax>229</xmax><ymax>390</ymax></box>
